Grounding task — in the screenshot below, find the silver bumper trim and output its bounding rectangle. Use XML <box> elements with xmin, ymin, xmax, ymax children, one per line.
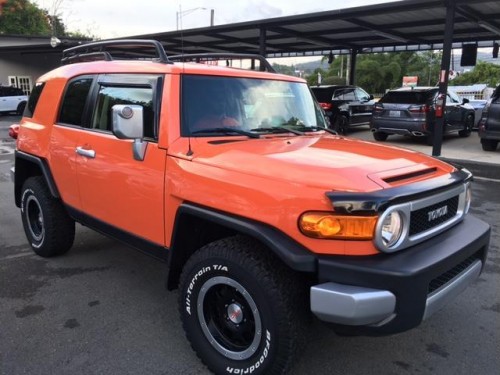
<box><xmin>423</xmin><ymin>259</ymin><xmax>482</xmax><ymax>320</ymax></box>
<box><xmin>310</xmin><ymin>282</ymin><xmax>396</xmax><ymax>325</ymax></box>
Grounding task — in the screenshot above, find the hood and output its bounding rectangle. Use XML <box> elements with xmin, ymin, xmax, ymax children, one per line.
<box><xmin>182</xmin><ymin>135</ymin><xmax>454</xmax><ymax>192</ymax></box>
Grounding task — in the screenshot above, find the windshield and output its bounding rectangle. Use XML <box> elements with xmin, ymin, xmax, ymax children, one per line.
<box><xmin>181</xmin><ymin>75</ymin><xmax>327</xmax><ymax>136</ymax></box>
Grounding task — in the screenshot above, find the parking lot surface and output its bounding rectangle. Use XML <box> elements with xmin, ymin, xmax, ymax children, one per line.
<box><xmin>1</xmin><ymin>116</ymin><xmax>499</xmax><ymax>375</ymax></box>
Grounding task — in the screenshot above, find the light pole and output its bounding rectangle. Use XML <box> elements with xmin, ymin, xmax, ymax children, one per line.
<box><xmin>176</xmin><ymin>6</ymin><xmax>214</xmax><ymax>30</ymax></box>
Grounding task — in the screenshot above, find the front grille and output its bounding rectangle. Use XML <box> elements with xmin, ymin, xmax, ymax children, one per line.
<box><xmin>409</xmin><ymin>196</ymin><xmax>459</xmax><ymax>236</ymax></box>
<box><xmin>428</xmin><ymin>254</ymin><xmax>478</xmax><ymax>294</ymax></box>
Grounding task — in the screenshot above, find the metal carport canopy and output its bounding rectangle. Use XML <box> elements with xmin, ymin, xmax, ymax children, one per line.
<box><xmin>131</xmin><ymin>0</ymin><xmax>500</xmax><ymax>57</ymax></box>
<box><xmin>130</xmin><ymin>0</ymin><xmax>500</xmax><ymax>157</ymax></box>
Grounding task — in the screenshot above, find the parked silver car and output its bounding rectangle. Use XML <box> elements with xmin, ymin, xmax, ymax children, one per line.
<box><xmin>370</xmin><ymin>87</ymin><xmax>474</xmax><ymax>145</ymax></box>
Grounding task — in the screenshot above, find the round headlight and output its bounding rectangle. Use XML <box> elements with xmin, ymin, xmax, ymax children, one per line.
<box><xmin>464</xmin><ymin>183</ymin><xmax>472</xmax><ymax>215</ymax></box>
<box><xmin>380</xmin><ymin>211</ymin><xmax>403</xmax><ymax>248</ymax></box>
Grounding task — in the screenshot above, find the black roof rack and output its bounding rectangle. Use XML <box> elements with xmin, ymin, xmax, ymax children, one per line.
<box><xmin>169</xmin><ymin>53</ymin><xmax>276</xmax><ymax>73</ymax></box>
<box><xmin>62</xmin><ymin>39</ymin><xmax>171</xmax><ymax>65</ymax></box>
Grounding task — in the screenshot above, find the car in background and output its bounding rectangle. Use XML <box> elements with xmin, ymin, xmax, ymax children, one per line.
<box><xmin>467</xmin><ymin>99</ymin><xmax>488</xmax><ymax>129</ymax></box>
<box><xmin>310</xmin><ymin>85</ymin><xmax>375</xmax><ymax>134</ymax></box>
<box><xmin>0</xmin><ymin>86</ymin><xmax>28</xmax><ymax>115</ymax></box>
<box><xmin>478</xmin><ymin>84</ymin><xmax>500</xmax><ymax>151</ymax></box>
<box><xmin>370</xmin><ymin>86</ymin><xmax>474</xmax><ymax>145</ymax></box>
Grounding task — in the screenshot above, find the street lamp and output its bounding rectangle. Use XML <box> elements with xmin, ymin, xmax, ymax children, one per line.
<box><xmin>176</xmin><ymin>6</ymin><xmax>214</xmax><ymax>30</ymax></box>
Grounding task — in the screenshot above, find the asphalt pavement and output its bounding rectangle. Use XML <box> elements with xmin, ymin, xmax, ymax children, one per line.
<box><xmin>0</xmin><ymin>116</ymin><xmax>499</xmax><ymax>375</ymax></box>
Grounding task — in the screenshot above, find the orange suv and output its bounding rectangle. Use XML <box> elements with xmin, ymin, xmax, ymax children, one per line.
<box><xmin>11</xmin><ymin>40</ymin><xmax>490</xmax><ymax>374</ymax></box>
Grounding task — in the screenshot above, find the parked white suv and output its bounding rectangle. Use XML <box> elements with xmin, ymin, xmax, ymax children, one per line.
<box><xmin>0</xmin><ymin>86</ymin><xmax>28</xmax><ymax>115</ymax></box>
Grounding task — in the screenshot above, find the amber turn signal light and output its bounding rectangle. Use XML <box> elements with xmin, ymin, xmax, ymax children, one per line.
<box><xmin>299</xmin><ymin>212</ymin><xmax>377</xmax><ymax>240</ymax></box>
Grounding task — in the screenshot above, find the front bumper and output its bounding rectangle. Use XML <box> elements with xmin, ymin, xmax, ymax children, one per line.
<box><xmin>310</xmin><ymin>215</ymin><xmax>489</xmax><ymax>335</ymax></box>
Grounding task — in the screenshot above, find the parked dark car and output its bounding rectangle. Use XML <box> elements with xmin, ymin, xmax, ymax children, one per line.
<box><xmin>0</xmin><ymin>85</ymin><xmax>27</xmax><ymax>115</ymax></box>
<box><xmin>370</xmin><ymin>87</ymin><xmax>474</xmax><ymax>145</ymax></box>
<box><xmin>310</xmin><ymin>85</ymin><xmax>375</xmax><ymax>134</ymax></box>
<box><xmin>478</xmin><ymin>85</ymin><xmax>500</xmax><ymax>151</ymax></box>
<box><xmin>467</xmin><ymin>99</ymin><xmax>488</xmax><ymax>129</ymax></box>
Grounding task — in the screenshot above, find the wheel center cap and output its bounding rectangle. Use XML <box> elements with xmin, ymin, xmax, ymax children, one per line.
<box><xmin>227</xmin><ymin>303</ymin><xmax>243</xmax><ymax>324</ymax></box>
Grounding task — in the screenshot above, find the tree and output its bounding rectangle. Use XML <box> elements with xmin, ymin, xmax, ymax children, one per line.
<box><xmin>310</xmin><ymin>51</ymin><xmax>442</xmax><ymax>94</ymax></box>
<box><xmin>0</xmin><ymin>0</ymin><xmax>52</xmax><ymax>35</ymax></box>
<box><xmin>452</xmin><ymin>61</ymin><xmax>500</xmax><ymax>87</ymax></box>
<box><xmin>272</xmin><ymin>63</ymin><xmax>296</xmax><ymax>76</ymax></box>
<box><xmin>0</xmin><ymin>0</ymin><xmax>93</xmax><ymax>38</ymax></box>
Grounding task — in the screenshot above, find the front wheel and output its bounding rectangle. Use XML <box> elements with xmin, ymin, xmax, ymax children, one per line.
<box><xmin>179</xmin><ymin>236</ymin><xmax>307</xmax><ymax>375</ymax></box>
<box><xmin>459</xmin><ymin>114</ymin><xmax>473</xmax><ymax>137</ymax></box>
<box><xmin>17</xmin><ymin>102</ymin><xmax>26</xmax><ymax>116</ymax></box>
<box><xmin>373</xmin><ymin>131</ymin><xmax>388</xmax><ymax>141</ymax></box>
<box><xmin>334</xmin><ymin>114</ymin><xmax>349</xmax><ymax>135</ymax></box>
<box><xmin>20</xmin><ymin>177</ymin><xmax>75</xmax><ymax>257</ymax></box>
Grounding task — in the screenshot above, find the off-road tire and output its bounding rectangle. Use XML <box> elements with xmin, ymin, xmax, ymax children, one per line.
<box><xmin>481</xmin><ymin>139</ymin><xmax>498</xmax><ymax>151</ymax></box>
<box><xmin>178</xmin><ymin>235</ymin><xmax>308</xmax><ymax>375</ymax></box>
<box><xmin>373</xmin><ymin>131</ymin><xmax>388</xmax><ymax>141</ymax></box>
<box><xmin>458</xmin><ymin>114</ymin><xmax>473</xmax><ymax>137</ymax></box>
<box><xmin>20</xmin><ymin>177</ymin><xmax>75</xmax><ymax>257</ymax></box>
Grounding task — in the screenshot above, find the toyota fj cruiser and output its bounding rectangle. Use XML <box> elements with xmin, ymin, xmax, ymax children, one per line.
<box><xmin>11</xmin><ymin>40</ymin><xmax>490</xmax><ymax>375</ymax></box>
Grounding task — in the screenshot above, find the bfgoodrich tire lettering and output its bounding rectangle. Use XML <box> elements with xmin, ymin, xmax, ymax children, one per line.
<box><xmin>179</xmin><ymin>236</ymin><xmax>307</xmax><ymax>375</ymax></box>
<box><xmin>20</xmin><ymin>176</ymin><xmax>75</xmax><ymax>257</ymax></box>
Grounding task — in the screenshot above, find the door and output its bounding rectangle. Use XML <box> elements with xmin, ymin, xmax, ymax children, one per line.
<box><xmin>75</xmin><ymin>74</ymin><xmax>166</xmax><ymax>245</ymax></box>
<box><xmin>354</xmin><ymin>87</ymin><xmax>374</xmax><ymax>124</ymax></box>
<box><xmin>444</xmin><ymin>91</ymin><xmax>463</xmax><ymax>131</ymax></box>
<box><xmin>332</xmin><ymin>87</ymin><xmax>358</xmax><ymax>124</ymax></box>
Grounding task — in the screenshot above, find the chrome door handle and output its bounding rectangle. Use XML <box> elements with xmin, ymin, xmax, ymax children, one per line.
<box><xmin>76</xmin><ymin>147</ymin><xmax>96</xmax><ymax>158</ymax></box>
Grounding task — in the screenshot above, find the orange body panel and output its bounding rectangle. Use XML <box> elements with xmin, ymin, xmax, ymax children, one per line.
<box><xmin>164</xmin><ymin>134</ymin><xmax>454</xmax><ymax>255</ymax></box>
<box><xmin>17</xmin><ymin>59</ymin><xmax>456</xmax><ymax>256</ymax></box>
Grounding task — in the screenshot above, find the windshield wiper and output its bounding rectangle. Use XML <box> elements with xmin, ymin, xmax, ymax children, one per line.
<box><xmin>250</xmin><ymin>126</ymin><xmax>304</xmax><ymax>135</ymax></box>
<box><xmin>291</xmin><ymin>125</ymin><xmax>339</xmax><ymax>135</ymax></box>
<box><xmin>191</xmin><ymin>127</ymin><xmax>260</xmax><ymax>139</ymax></box>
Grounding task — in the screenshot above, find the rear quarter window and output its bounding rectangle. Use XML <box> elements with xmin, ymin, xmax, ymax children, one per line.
<box><xmin>58</xmin><ymin>77</ymin><xmax>94</xmax><ymax>126</ymax></box>
<box><xmin>24</xmin><ymin>82</ymin><xmax>45</xmax><ymax>118</ymax></box>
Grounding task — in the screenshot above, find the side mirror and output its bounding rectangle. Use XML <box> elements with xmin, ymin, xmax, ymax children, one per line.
<box><xmin>369</xmin><ymin>94</ymin><xmax>374</xmax><ymax>100</ymax></box>
<box><xmin>462</xmin><ymin>98</ymin><xmax>469</xmax><ymax>104</ymax></box>
<box><xmin>112</xmin><ymin>104</ymin><xmax>144</xmax><ymax>139</ymax></box>
<box><xmin>112</xmin><ymin>104</ymin><xmax>148</xmax><ymax>161</ymax></box>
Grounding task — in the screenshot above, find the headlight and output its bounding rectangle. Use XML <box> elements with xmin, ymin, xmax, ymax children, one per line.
<box><xmin>380</xmin><ymin>211</ymin><xmax>404</xmax><ymax>248</ymax></box>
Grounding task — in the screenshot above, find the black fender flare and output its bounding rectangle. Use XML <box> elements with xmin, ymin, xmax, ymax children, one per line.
<box><xmin>166</xmin><ymin>203</ymin><xmax>317</xmax><ymax>289</ymax></box>
<box><xmin>14</xmin><ymin>150</ymin><xmax>60</xmax><ymax>207</ymax></box>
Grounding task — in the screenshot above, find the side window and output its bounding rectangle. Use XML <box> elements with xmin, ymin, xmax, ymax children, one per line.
<box><xmin>90</xmin><ymin>85</ymin><xmax>155</xmax><ymax>138</ymax></box>
<box><xmin>447</xmin><ymin>91</ymin><xmax>460</xmax><ymax>104</ymax></box>
<box><xmin>24</xmin><ymin>82</ymin><xmax>46</xmax><ymax>118</ymax></box>
<box><xmin>355</xmin><ymin>87</ymin><xmax>370</xmax><ymax>101</ymax></box>
<box><xmin>59</xmin><ymin>77</ymin><xmax>93</xmax><ymax>126</ymax></box>
<box><xmin>333</xmin><ymin>88</ymin><xmax>355</xmax><ymax>101</ymax></box>
<box><xmin>447</xmin><ymin>93</ymin><xmax>458</xmax><ymax>104</ymax></box>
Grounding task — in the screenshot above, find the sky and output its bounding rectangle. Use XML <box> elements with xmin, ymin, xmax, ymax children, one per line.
<box><xmin>32</xmin><ymin>0</ymin><xmax>401</xmax><ymax>39</ymax></box>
